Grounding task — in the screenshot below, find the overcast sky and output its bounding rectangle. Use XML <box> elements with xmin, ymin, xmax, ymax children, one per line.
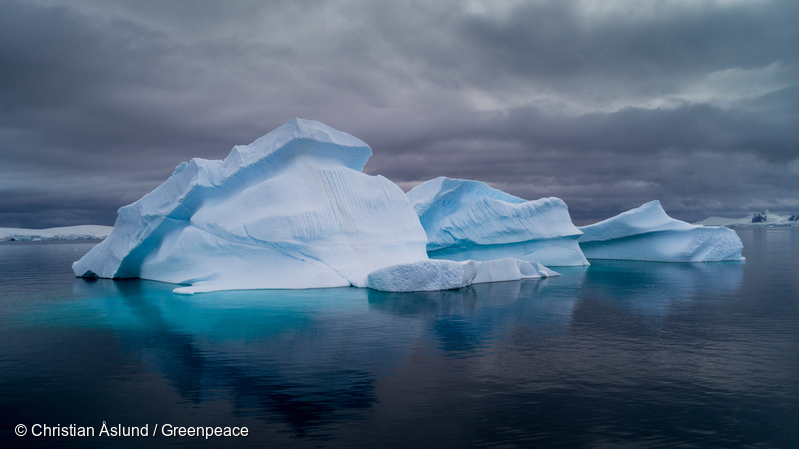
<box><xmin>1</xmin><ymin>0</ymin><xmax>797</xmax><ymax>228</ymax></box>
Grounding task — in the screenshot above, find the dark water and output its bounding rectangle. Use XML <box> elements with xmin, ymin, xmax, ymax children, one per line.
<box><xmin>1</xmin><ymin>228</ymin><xmax>798</xmax><ymax>448</ymax></box>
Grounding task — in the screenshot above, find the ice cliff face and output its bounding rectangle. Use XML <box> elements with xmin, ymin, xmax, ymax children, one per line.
<box><xmin>406</xmin><ymin>177</ymin><xmax>588</xmax><ymax>266</ymax></box>
<box><xmin>579</xmin><ymin>201</ymin><xmax>744</xmax><ymax>262</ymax></box>
<box><xmin>73</xmin><ymin>119</ymin><xmax>429</xmax><ymax>293</ymax></box>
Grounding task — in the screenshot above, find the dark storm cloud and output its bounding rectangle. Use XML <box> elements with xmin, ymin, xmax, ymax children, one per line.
<box><xmin>1</xmin><ymin>0</ymin><xmax>797</xmax><ymax>227</ymax></box>
<box><xmin>364</xmin><ymin>97</ymin><xmax>799</xmax><ymax>223</ymax></box>
<box><xmin>457</xmin><ymin>1</ymin><xmax>799</xmax><ymax>81</ymax></box>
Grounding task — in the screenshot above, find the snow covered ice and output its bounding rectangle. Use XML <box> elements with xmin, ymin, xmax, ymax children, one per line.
<box><xmin>406</xmin><ymin>177</ymin><xmax>588</xmax><ymax>266</ymax></box>
<box><xmin>578</xmin><ymin>201</ymin><xmax>744</xmax><ymax>262</ymax></box>
<box><xmin>366</xmin><ymin>258</ymin><xmax>560</xmax><ymax>293</ymax></box>
<box><xmin>73</xmin><ymin>119</ymin><xmax>430</xmax><ymax>293</ymax></box>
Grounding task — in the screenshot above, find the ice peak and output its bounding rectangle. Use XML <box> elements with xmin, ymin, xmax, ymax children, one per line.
<box><xmin>224</xmin><ymin>118</ymin><xmax>372</xmax><ymax>174</ymax></box>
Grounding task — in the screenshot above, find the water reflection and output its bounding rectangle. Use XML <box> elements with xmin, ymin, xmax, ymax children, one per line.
<box><xmin>61</xmin><ymin>275</ymin><xmax>598</xmax><ymax>437</ymax></box>
<box><xmin>579</xmin><ymin>260</ymin><xmax>744</xmax><ymax>317</ymax></box>
<box><xmin>5</xmin><ymin>238</ymin><xmax>795</xmax><ymax>448</ymax></box>
<box><xmin>71</xmin><ymin>279</ymin><xmax>403</xmax><ymax>437</ymax></box>
<box><xmin>367</xmin><ymin>278</ymin><xmax>561</xmax><ymax>317</ymax></box>
<box><xmin>68</xmin><ymin>257</ymin><xmax>746</xmax><ymax>421</ymax></box>
<box><xmin>369</xmin><ymin>278</ymin><xmax>581</xmax><ymax>353</ymax></box>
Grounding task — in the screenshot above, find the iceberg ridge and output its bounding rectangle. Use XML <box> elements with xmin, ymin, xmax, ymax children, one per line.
<box><xmin>406</xmin><ymin>177</ymin><xmax>588</xmax><ymax>266</ymax></box>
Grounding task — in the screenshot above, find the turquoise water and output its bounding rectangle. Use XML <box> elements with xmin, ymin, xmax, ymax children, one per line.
<box><xmin>1</xmin><ymin>228</ymin><xmax>798</xmax><ymax>448</ymax></box>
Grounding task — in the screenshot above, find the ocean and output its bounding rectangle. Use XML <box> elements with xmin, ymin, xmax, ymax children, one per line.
<box><xmin>1</xmin><ymin>227</ymin><xmax>797</xmax><ymax>448</ymax></box>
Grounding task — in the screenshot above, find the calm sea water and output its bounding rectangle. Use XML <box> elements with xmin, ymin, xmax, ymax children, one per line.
<box><xmin>1</xmin><ymin>228</ymin><xmax>798</xmax><ymax>448</ymax></box>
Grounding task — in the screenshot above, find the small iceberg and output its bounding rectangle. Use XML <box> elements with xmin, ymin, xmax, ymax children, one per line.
<box><xmin>578</xmin><ymin>201</ymin><xmax>744</xmax><ymax>262</ymax></box>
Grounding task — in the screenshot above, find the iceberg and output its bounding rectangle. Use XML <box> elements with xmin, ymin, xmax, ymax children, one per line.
<box><xmin>73</xmin><ymin>119</ymin><xmax>430</xmax><ymax>293</ymax></box>
<box><xmin>365</xmin><ymin>258</ymin><xmax>559</xmax><ymax>293</ymax></box>
<box><xmin>73</xmin><ymin>120</ymin><xmax>735</xmax><ymax>294</ymax></box>
<box><xmin>578</xmin><ymin>201</ymin><xmax>744</xmax><ymax>262</ymax></box>
<box><xmin>406</xmin><ymin>177</ymin><xmax>588</xmax><ymax>266</ymax></box>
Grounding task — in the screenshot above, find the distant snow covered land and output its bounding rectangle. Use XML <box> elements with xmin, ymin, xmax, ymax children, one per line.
<box><xmin>696</xmin><ymin>211</ymin><xmax>799</xmax><ymax>227</ymax></box>
<box><xmin>1</xmin><ymin>225</ymin><xmax>112</xmax><ymax>242</ymax></box>
<box><xmin>72</xmin><ymin>119</ymin><xmax>744</xmax><ymax>293</ymax></box>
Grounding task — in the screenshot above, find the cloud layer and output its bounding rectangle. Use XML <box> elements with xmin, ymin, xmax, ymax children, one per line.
<box><xmin>2</xmin><ymin>0</ymin><xmax>797</xmax><ymax>227</ymax></box>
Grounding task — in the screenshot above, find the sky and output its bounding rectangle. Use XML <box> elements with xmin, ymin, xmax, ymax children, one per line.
<box><xmin>1</xmin><ymin>0</ymin><xmax>797</xmax><ymax>228</ymax></box>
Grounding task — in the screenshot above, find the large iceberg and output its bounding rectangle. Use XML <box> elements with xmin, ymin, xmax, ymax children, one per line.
<box><xmin>73</xmin><ymin>119</ymin><xmax>431</xmax><ymax>293</ymax></box>
<box><xmin>578</xmin><ymin>201</ymin><xmax>744</xmax><ymax>262</ymax></box>
<box><xmin>73</xmin><ymin>119</ymin><xmax>739</xmax><ymax>295</ymax></box>
<box><xmin>406</xmin><ymin>177</ymin><xmax>588</xmax><ymax>266</ymax></box>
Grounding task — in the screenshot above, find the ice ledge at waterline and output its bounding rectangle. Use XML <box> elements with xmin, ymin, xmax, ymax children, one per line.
<box><xmin>365</xmin><ymin>258</ymin><xmax>560</xmax><ymax>293</ymax></box>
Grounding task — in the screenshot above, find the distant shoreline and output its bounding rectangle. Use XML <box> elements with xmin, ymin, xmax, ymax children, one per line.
<box><xmin>700</xmin><ymin>223</ymin><xmax>799</xmax><ymax>229</ymax></box>
<box><xmin>717</xmin><ymin>224</ymin><xmax>799</xmax><ymax>228</ymax></box>
<box><xmin>0</xmin><ymin>225</ymin><xmax>112</xmax><ymax>242</ymax></box>
<box><xmin>0</xmin><ymin>239</ymin><xmax>104</xmax><ymax>244</ymax></box>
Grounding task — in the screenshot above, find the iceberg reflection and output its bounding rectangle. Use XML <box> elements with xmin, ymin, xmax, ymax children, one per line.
<box><xmin>71</xmin><ymin>279</ymin><xmax>418</xmax><ymax>436</ymax></box>
<box><xmin>368</xmin><ymin>276</ymin><xmax>583</xmax><ymax>358</ymax></box>
<box><xmin>577</xmin><ymin>260</ymin><xmax>744</xmax><ymax>318</ymax></box>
